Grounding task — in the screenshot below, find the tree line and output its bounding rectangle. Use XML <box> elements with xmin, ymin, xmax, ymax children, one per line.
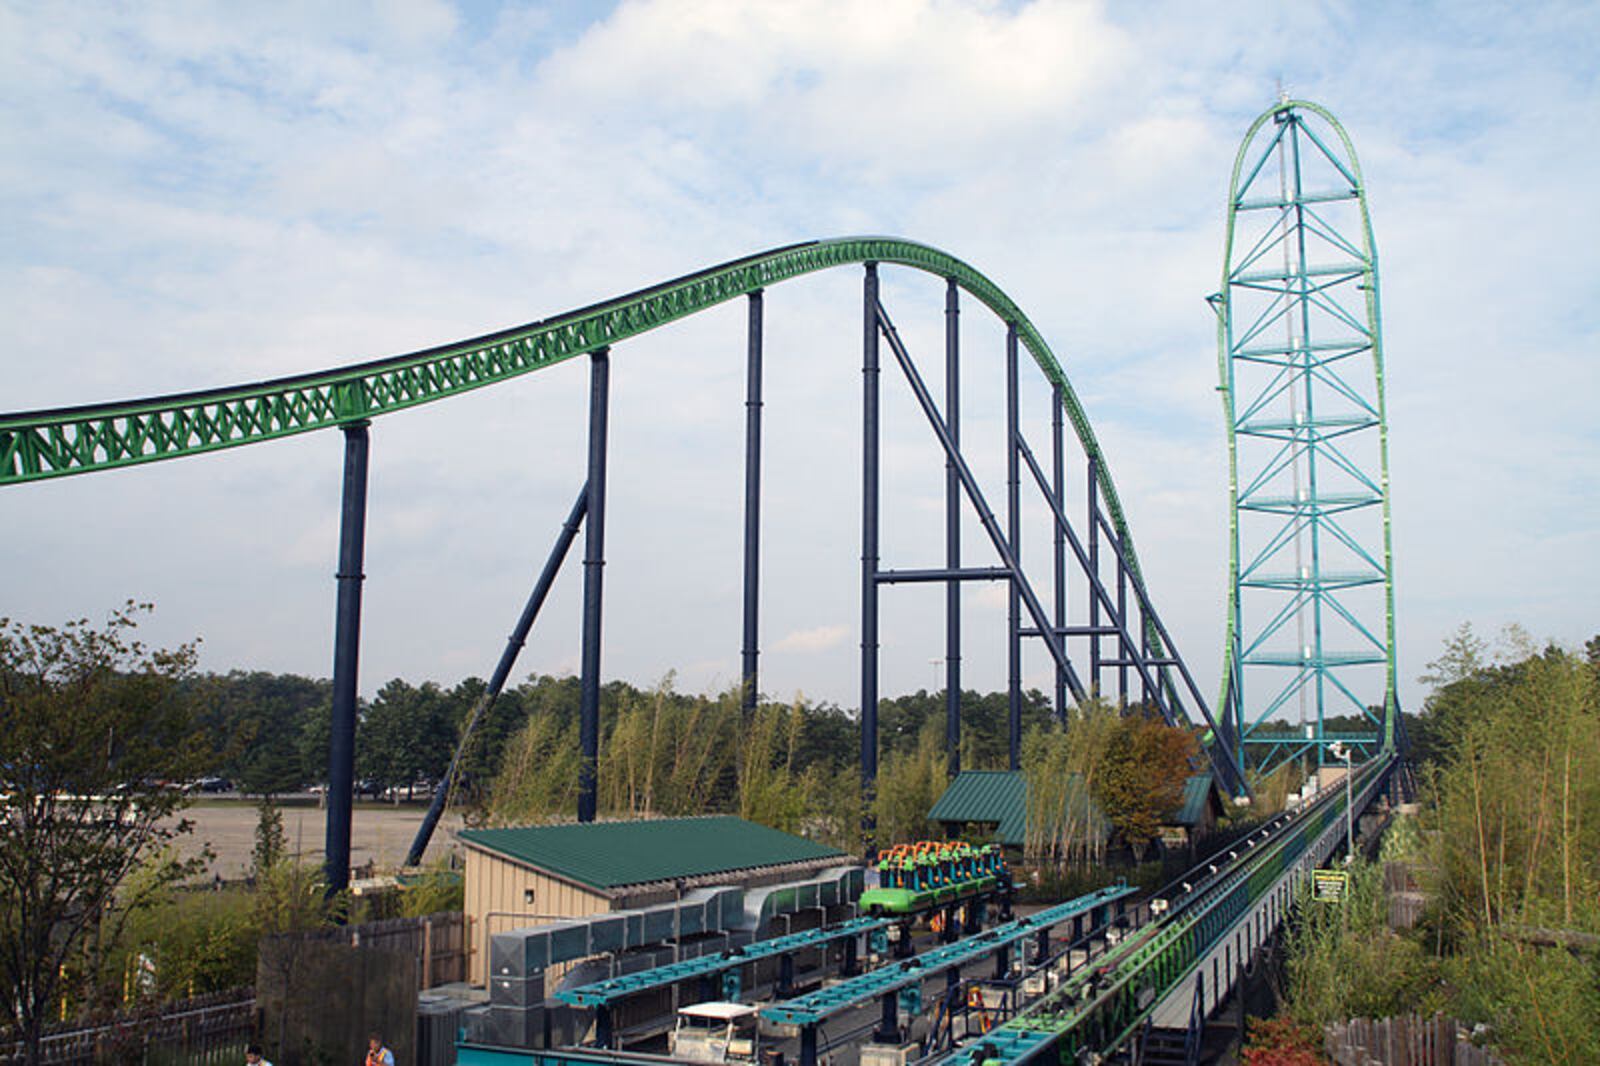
<box><xmin>0</xmin><ymin>602</ymin><xmax>1213</xmax><ymax>1055</ymax></box>
<box><xmin>181</xmin><ymin>666</ymin><xmax>1061</xmax><ymax>806</ymax></box>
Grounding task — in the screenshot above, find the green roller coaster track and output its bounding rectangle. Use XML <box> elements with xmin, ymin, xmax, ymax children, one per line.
<box><xmin>1214</xmin><ymin>102</ymin><xmax>1399</xmax><ymax>773</ymax></box>
<box><xmin>0</xmin><ymin>236</ymin><xmax>1213</xmax><ymax>735</ymax></box>
<box><xmin>954</xmin><ymin>750</ymin><xmax>1395</xmax><ymax>1065</ymax></box>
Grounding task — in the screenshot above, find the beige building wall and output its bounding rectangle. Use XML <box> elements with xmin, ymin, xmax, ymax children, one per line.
<box><xmin>465</xmin><ymin>845</ymin><xmax>613</xmax><ymax>985</ymax></box>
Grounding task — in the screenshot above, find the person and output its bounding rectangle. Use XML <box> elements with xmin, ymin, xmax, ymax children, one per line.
<box><xmin>365</xmin><ymin>1033</ymin><xmax>395</xmax><ymax>1066</ymax></box>
<box><xmin>245</xmin><ymin>1044</ymin><xmax>272</xmax><ymax>1066</ymax></box>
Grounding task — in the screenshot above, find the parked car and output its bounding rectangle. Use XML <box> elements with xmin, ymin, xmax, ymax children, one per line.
<box><xmin>196</xmin><ymin>776</ymin><xmax>232</xmax><ymax>793</ymax></box>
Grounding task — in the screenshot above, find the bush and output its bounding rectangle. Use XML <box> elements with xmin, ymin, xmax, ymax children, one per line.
<box><xmin>1242</xmin><ymin>1016</ymin><xmax>1325</xmax><ymax>1065</ymax></box>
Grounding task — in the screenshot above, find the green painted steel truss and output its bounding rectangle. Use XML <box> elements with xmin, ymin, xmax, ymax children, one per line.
<box><xmin>1214</xmin><ymin>102</ymin><xmax>1400</xmax><ymax>777</ymax></box>
<box><xmin>1</xmin><ymin>235</ymin><xmax>1228</xmax><ymax>754</ymax></box>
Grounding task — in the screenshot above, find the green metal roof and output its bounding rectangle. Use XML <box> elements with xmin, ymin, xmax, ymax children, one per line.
<box><xmin>1169</xmin><ymin>773</ymin><xmax>1220</xmax><ymax>828</ymax></box>
<box><xmin>928</xmin><ymin>771</ymin><xmax>1028</xmax><ymax>844</ymax></box>
<box><xmin>928</xmin><ymin>771</ymin><xmax>1109</xmax><ymax>847</ymax></box>
<box><xmin>459</xmin><ymin>816</ymin><xmax>844</xmax><ymax>891</ymax></box>
<box><xmin>932</xmin><ymin>770</ymin><xmax>1220</xmax><ymax>844</ymax></box>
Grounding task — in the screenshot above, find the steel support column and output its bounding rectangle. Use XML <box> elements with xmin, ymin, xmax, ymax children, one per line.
<box><xmin>1117</xmin><ymin>546</ymin><xmax>1129</xmax><ymax>704</ymax></box>
<box><xmin>325</xmin><ymin>420</ymin><xmax>369</xmax><ymax>897</ymax></box>
<box><xmin>742</xmin><ymin>290</ymin><xmax>764</xmax><ymax>714</ymax></box>
<box><xmin>405</xmin><ymin>485</ymin><xmax>589</xmax><ymax>867</ymax></box>
<box><xmin>1005</xmin><ymin>322</ymin><xmax>1022</xmax><ymax>769</ymax></box>
<box><xmin>578</xmin><ymin>348</ymin><xmax>610</xmax><ymax>823</ymax></box>
<box><xmin>861</xmin><ymin>265</ymin><xmax>881</xmax><ymax>840</ymax></box>
<box><xmin>1087</xmin><ymin>455</ymin><xmax>1101</xmax><ymax>695</ymax></box>
<box><xmin>1052</xmin><ymin>383</ymin><xmax>1067</xmax><ymax>722</ymax></box>
<box><xmin>945</xmin><ymin>278</ymin><xmax>962</xmax><ymax>774</ymax></box>
<box><xmin>876</xmin><ymin>301</ymin><xmax>1086</xmax><ymax>703</ymax></box>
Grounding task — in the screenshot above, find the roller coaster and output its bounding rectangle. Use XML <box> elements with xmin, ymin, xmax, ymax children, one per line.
<box><xmin>947</xmin><ymin>753</ymin><xmax>1396</xmax><ymax>1065</ymax></box>
<box><xmin>858</xmin><ymin>843</ymin><xmax>1011</xmax><ymax>918</ymax></box>
<box><xmin>0</xmin><ymin>229</ymin><xmax>1255</xmax><ymax>885</ymax></box>
<box><xmin>457</xmin><ymin>751</ymin><xmax>1398</xmax><ymax>1066</ymax></box>
<box><xmin>5</xmin><ymin>96</ymin><xmax>1405</xmax><ymax>1063</ymax></box>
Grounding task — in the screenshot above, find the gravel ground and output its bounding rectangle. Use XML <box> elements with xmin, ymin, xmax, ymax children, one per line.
<box><xmin>173</xmin><ymin>798</ymin><xmax>464</xmax><ymax>878</ymax></box>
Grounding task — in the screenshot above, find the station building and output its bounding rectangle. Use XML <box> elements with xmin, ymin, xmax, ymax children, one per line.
<box><xmin>459</xmin><ymin>815</ymin><xmax>846</xmax><ymax>984</ymax></box>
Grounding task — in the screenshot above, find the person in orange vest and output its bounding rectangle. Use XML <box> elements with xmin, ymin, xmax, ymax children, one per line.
<box><xmin>365</xmin><ymin>1033</ymin><xmax>394</xmax><ymax>1066</ymax></box>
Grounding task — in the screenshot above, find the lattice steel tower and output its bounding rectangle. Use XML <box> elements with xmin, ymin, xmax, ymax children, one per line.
<box><xmin>1214</xmin><ymin>99</ymin><xmax>1398</xmax><ymax>777</ymax></box>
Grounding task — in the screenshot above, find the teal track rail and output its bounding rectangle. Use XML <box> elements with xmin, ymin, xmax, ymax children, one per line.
<box><xmin>556</xmin><ymin>916</ymin><xmax>888</xmax><ymax>1009</ymax></box>
<box><xmin>0</xmin><ymin>235</ymin><xmax>1191</xmax><ymax>713</ymax></box>
<box><xmin>762</xmin><ymin>884</ymin><xmax>1135</xmax><ymax>1029</ymax></box>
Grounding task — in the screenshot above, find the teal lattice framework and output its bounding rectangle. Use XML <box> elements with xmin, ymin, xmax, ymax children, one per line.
<box><xmin>1213</xmin><ymin>103</ymin><xmax>1400</xmax><ymax>777</ymax></box>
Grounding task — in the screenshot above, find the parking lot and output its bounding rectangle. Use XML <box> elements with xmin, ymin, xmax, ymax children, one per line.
<box><xmin>173</xmin><ymin>797</ymin><xmax>463</xmax><ymax>878</ymax></box>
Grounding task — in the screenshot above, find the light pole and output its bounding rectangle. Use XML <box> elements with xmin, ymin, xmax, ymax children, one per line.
<box><xmin>1330</xmin><ymin>741</ymin><xmax>1353</xmax><ymax>864</ymax></box>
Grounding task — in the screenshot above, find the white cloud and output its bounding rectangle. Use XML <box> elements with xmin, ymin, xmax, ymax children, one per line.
<box><xmin>1</xmin><ymin>0</ymin><xmax>1596</xmax><ymax>724</ymax></box>
<box><xmin>772</xmin><ymin>625</ymin><xmax>850</xmax><ymax>654</ymax></box>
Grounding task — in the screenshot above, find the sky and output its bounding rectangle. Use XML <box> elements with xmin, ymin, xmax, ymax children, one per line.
<box><xmin>3</xmin><ymin>0</ymin><xmax>1596</xmax><ymax>722</ymax></box>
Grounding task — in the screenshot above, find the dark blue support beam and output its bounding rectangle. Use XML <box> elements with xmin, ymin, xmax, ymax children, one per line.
<box><xmin>326</xmin><ymin>420</ymin><xmax>369</xmax><ymax>897</ymax></box>
<box><xmin>876</xmin><ymin>993</ymin><xmax>899</xmax><ymax>1044</ymax></box>
<box><xmin>1005</xmin><ymin>322</ymin><xmax>1022</xmax><ymax>770</ymax></box>
<box><xmin>945</xmin><ymin>278</ymin><xmax>962</xmax><ymax>774</ymax></box>
<box><xmin>875</xmin><ymin>301</ymin><xmax>1086</xmax><ymax>704</ymax></box>
<box><xmin>1014</xmin><ymin>436</ymin><xmax>1172</xmax><ymax>722</ymax></box>
<box><xmin>1083</xmin><ymin>506</ymin><xmax>1249</xmax><ymax>793</ymax></box>
<box><xmin>1052</xmin><ymin>383</ymin><xmax>1067</xmax><ymax>722</ymax></box>
<box><xmin>578</xmin><ymin>347</ymin><xmax>610</xmax><ymax>823</ymax></box>
<box><xmin>877</xmin><ymin>567</ymin><xmax>1010</xmax><ymax>584</ymax></box>
<box><xmin>1117</xmin><ymin>542</ymin><xmax>1129</xmax><ymax>704</ymax></box>
<box><xmin>742</xmin><ymin>290</ymin><xmax>764</xmax><ymax>714</ymax></box>
<box><xmin>778</xmin><ymin>953</ymin><xmax>796</xmax><ymax>998</ymax></box>
<box><xmin>1088</xmin><ymin>455</ymin><xmax>1101</xmax><ymax>695</ymax></box>
<box><xmin>861</xmin><ymin>264</ymin><xmax>881</xmax><ymax>844</ymax></box>
<box><xmin>405</xmin><ymin>484</ymin><xmax>589</xmax><ymax>866</ymax></box>
<box><xmin>800</xmin><ymin>1026</ymin><xmax>818</xmax><ymax>1066</ymax></box>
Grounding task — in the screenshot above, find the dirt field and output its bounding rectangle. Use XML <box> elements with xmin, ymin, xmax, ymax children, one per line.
<box><xmin>174</xmin><ymin>799</ymin><xmax>464</xmax><ymax>878</ymax></box>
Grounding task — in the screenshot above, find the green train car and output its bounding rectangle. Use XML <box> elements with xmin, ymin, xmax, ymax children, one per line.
<box><xmin>858</xmin><ymin>840</ymin><xmax>1010</xmax><ymax>916</ymax></box>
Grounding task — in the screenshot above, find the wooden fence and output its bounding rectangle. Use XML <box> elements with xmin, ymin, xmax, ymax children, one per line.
<box><xmin>1325</xmin><ymin>1014</ymin><xmax>1503</xmax><ymax>1066</ymax></box>
<box><xmin>291</xmin><ymin>911</ymin><xmax>466</xmax><ymax>989</ymax></box>
<box><xmin>0</xmin><ymin>989</ymin><xmax>256</xmax><ymax>1066</ymax></box>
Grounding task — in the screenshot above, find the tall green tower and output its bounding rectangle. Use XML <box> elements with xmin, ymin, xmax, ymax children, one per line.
<box><xmin>1214</xmin><ymin>99</ymin><xmax>1398</xmax><ymax>778</ymax></box>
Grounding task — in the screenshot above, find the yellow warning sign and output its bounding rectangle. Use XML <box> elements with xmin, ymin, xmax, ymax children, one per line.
<box><xmin>1312</xmin><ymin>868</ymin><xmax>1349</xmax><ymax>903</ymax></box>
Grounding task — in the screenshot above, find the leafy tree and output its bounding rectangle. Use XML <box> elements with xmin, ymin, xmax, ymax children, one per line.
<box><xmin>357</xmin><ymin>679</ymin><xmax>457</xmax><ymax>798</ymax></box>
<box><xmin>1022</xmin><ymin>700</ymin><xmax>1120</xmax><ymax>867</ymax></box>
<box><xmin>294</xmin><ymin>698</ymin><xmax>332</xmax><ymax>789</ymax></box>
<box><xmin>0</xmin><ymin>604</ymin><xmax>209</xmax><ymax>1061</ymax></box>
<box><xmin>252</xmin><ymin>798</ymin><xmax>287</xmax><ymax>878</ymax></box>
<box><xmin>487</xmin><ymin>706</ymin><xmax>583</xmax><ymax>823</ymax></box>
<box><xmin>191</xmin><ymin>671</ymin><xmax>332</xmax><ymax>795</ymax></box>
<box><xmin>1093</xmin><ymin>711</ymin><xmax>1197</xmax><ymax>859</ymax></box>
<box><xmin>736</xmin><ymin>701</ymin><xmax>807</xmax><ymax>834</ymax></box>
<box><xmin>871</xmin><ymin>721</ymin><xmax>947</xmax><ymax>846</ymax></box>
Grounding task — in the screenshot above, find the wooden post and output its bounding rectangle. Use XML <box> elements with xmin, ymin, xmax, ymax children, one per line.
<box><xmin>423</xmin><ymin>917</ymin><xmax>434</xmax><ymax>990</ymax></box>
